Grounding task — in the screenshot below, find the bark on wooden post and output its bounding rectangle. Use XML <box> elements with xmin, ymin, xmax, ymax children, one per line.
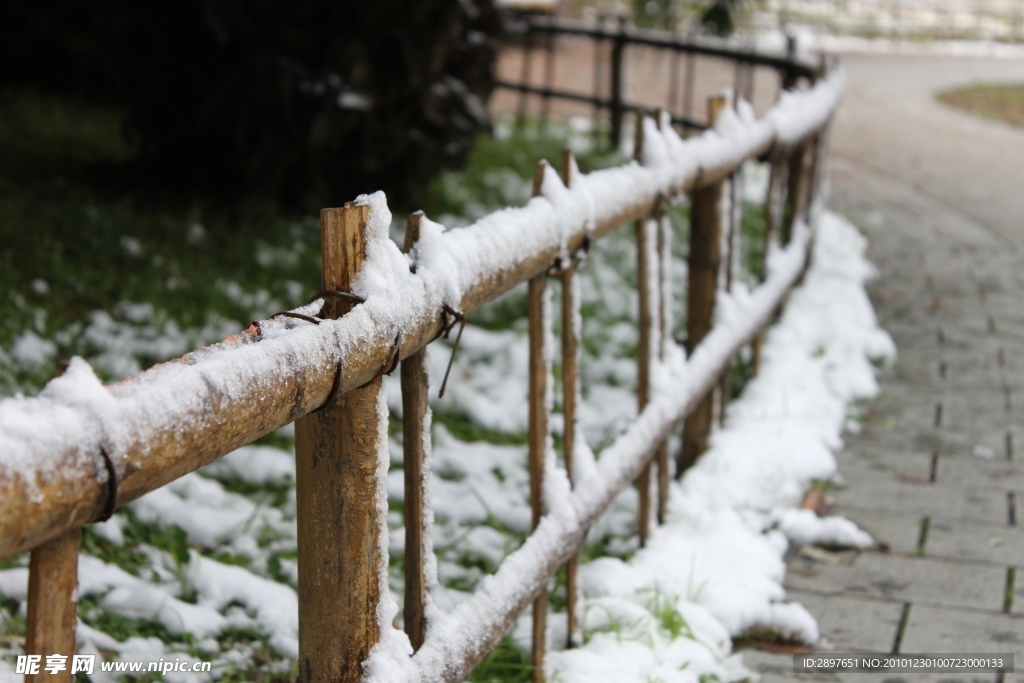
<box><xmin>295</xmin><ymin>203</ymin><xmax>387</xmax><ymax>683</ymax></box>
<box><xmin>25</xmin><ymin>528</ymin><xmax>80</xmax><ymax>683</ymax></box>
<box><xmin>634</xmin><ymin>115</ymin><xmax>654</xmax><ymax>547</ymax></box>
<box><xmin>781</xmin><ymin>140</ymin><xmax>809</xmax><ymax>245</ymax></box>
<box><xmin>528</xmin><ymin>161</ymin><xmax>552</xmax><ymax>683</ymax></box>
<box><xmin>560</xmin><ymin>150</ymin><xmax>582</xmax><ymax>649</ymax></box>
<box><xmin>718</xmin><ymin>92</ymin><xmax>739</xmax><ymax>427</ymax></box>
<box><xmin>678</xmin><ymin>94</ymin><xmax>728</xmax><ymax>478</ymax></box>
<box><xmin>654</xmin><ymin>110</ymin><xmax>672</xmax><ymax>524</ymax></box>
<box><xmin>402</xmin><ymin>212</ymin><xmax>432</xmax><ymax>652</ymax></box>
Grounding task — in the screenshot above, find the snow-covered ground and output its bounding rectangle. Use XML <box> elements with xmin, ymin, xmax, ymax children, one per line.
<box><xmin>0</xmin><ymin>101</ymin><xmax>893</xmax><ymax>680</ymax></box>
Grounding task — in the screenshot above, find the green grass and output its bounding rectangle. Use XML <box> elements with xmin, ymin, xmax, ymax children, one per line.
<box><xmin>434</xmin><ymin>411</ymin><xmax>529</xmax><ymax>447</ymax></box>
<box><xmin>0</xmin><ymin>90</ymin><xmax>780</xmax><ymax>681</ymax></box>
<box><xmin>468</xmin><ymin>637</ymin><xmax>534</xmax><ymax>683</ymax></box>
<box><xmin>0</xmin><ymin>88</ymin><xmax>323</xmax><ymax>394</ymax></box>
<box><xmin>421</xmin><ymin>125</ymin><xmax>626</xmax><ymax>222</ymax></box>
<box><xmin>938</xmin><ymin>83</ymin><xmax>1024</xmax><ymax>128</ymax></box>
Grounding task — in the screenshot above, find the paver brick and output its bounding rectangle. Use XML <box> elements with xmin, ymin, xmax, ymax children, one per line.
<box><xmin>785</xmin><ymin>554</ymin><xmax>1006</xmax><ymax>612</ymax></box>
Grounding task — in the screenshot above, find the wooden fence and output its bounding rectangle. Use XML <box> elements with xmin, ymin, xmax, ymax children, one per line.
<box><xmin>0</xmin><ymin>25</ymin><xmax>843</xmax><ymax>683</ymax></box>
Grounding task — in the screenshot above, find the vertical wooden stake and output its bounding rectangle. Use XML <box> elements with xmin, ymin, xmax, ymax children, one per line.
<box><xmin>296</xmin><ymin>203</ymin><xmax>387</xmax><ymax>683</ymax></box>
<box><xmin>718</xmin><ymin>92</ymin><xmax>737</xmax><ymax>427</ymax></box>
<box><xmin>529</xmin><ymin>161</ymin><xmax>552</xmax><ymax>683</ymax></box>
<box><xmin>782</xmin><ymin>141</ymin><xmax>809</xmax><ymax>245</ymax></box>
<box><xmin>25</xmin><ymin>528</ymin><xmax>80</xmax><ymax>683</ymax></box>
<box><xmin>654</xmin><ymin>111</ymin><xmax>672</xmax><ymax>524</ymax></box>
<box><xmin>402</xmin><ymin>213</ymin><xmax>432</xmax><ymax>652</ymax></box>
<box><xmin>750</xmin><ymin>148</ymin><xmax>786</xmax><ymax>377</ymax></box>
<box><xmin>634</xmin><ymin>115</ymin><xmax>653</xmax><ymax>548</ymax></box>
<box><xmin>678</xmin><ymin>95</ymin><xmax>728</xmax><ymax>479</ymax></box>
<box><xmin>560</xmin><ymin>150</ymin><xmax>581</xmax><ymax>649</ymax></box>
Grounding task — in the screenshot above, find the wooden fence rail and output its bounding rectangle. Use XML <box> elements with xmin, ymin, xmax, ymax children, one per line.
<box><xmin>0</xmin><ymin>35</ymin><xmax>843</xmax><ymax>683</ymax></box>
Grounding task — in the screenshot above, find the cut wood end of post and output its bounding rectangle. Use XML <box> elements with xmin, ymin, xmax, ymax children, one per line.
<box><xmin>532</xmin><ymin>159</ymin><xmax>551</xmax><ymax>198</ymax></box>
<box><xmin>708</xmin><ymin>94</ymin><xmax>729</xmax><ymax>126</ymax></box>
<box><xmin>561</xmin><ymin>149</ymin><xmax>577</xmax><ymax>188</ymax></box>
<box><xmin>405</xmin><ymin>211</ymin><xmax>424</xmax><ymax>254</ymax></box>
<box><xmin>654</xmin><ymin>107</ymin><xmax>670</xmax><ymax>133</ymax></box>
<box><xmin>634</xmin><ymin>111</ymin><xmax>645</xmax><ymax>163</ymax></box>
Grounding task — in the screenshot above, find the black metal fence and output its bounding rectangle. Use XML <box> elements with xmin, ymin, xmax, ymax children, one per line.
<box><xmin>497</xmin><ymin>15</ymin><xmax>824</xmax><ymax>147</ymax></box>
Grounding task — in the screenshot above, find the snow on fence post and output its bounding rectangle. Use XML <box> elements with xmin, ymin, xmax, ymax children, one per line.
<box><xmin>401</xmin><ymin>212</ymin><xmax>432</xmax><ymax>652</ymax></box>
<box><xmin>718</xmin><ymin>93</ymin><xmax>740</xmax><ymax>428</ymax></box>
<box><xmin>655</xmin><ymin>110</ymin><xmax>673</xmax><ymax>523</ymax></box>
<box><xmin>559</xmin><ymin>149</ymin><xmax>583</xmax><ymax>649</ymax></box>
<box><xmin>25</xmin><ymin>528</ymin><xmax>80</xmax><ymax>683</ymax></box>
<box><xmin>678</xmin><ymin>93</ymin><xmax>730</xmax><ymax>478</ymax></box>
<box><xmin>528</xmin><ymin>160</ymin><xmax>554</xmax><ymax>683</ymax></box>
<box><xmin>634</xmin><ymin>113</ymin><xmax>656</xmax><ymax>546</ymax></box>
<box><xmin>294</xmin><ymin>203</ymin><xmax>388</xmax><ymax>683</ymax></box>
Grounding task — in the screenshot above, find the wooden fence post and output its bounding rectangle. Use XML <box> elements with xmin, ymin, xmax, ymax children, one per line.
<box><xmin>609</xmin><ymin>15</ymin><xmax>628</xmax><ymax>150</ymax></box>
<box><xmin>634</xmin><ymin>115</ymin><xmax>654</xmax><ymax>547</ymax></box>
<box><xmin>560</xmin><ymin>150</ymin><xmax>582</xmax><ymax>649</ymax></box>
<box><xmin>25</xmin><ymin>528</ymin><xmax>80</xmax><ymax>683</ymax></box>
<box><xmin>402</xmin><ymin>213</ymin><xmax>432</xmax><ymax>652</ymax></box>
<box><xmin>718</xmin><ymin>92</ymin><xmax>739</xmax><ymax>426</ymax></box>
<box><xmin>529</xmin><ymin>161</ymin><xmax>553</xmax><ymax>683</ymax></box>
<box><xmin>750</xmin><ymin>147</ymin><xmax>787</xmax><ymax>376</ymax></box>
<box><xmin>781</xmin><ymin>141</ymin><xmax>809</xmax><ymax>245</ymax></box>
<box><xmin>678</xmin><ymin>94</ymin><xmax>728</xmax><ymax>478</ymax></box>
<box><xmin>655</xmin><ymin>111</ymin><xmax>672</xmax><ymax>524</ymax></box>
<box><xmin>295</xmin><ymin>203</ymin><xmax>387</xmax><ymax>683</ymax></box>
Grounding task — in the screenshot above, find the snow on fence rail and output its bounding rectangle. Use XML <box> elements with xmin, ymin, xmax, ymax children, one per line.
<box><xmin>0</xmin><ymin>53</ymin><xmax>843</xmax><ymax>683</ymax></box>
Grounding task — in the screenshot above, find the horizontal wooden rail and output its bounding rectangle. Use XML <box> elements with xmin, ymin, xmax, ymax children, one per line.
<box><xmin>389</xmin><ymin>211</ymin><xmax>820</xmax><ymax>683</ymax></box>
<box><xmin>0</xmin><ymin>68</ymin><xmax>844</xmax><ymax>564</ymax></box>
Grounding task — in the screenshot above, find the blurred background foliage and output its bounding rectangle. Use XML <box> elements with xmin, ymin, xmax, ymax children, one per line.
<box><xmin>0</xmin><ymin>0</ymin><xmax>501</xmax><ymax>211</ymax></box>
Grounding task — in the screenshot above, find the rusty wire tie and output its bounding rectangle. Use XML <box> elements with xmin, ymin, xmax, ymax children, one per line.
<box><xmin>359</xmin><ymin>333</ymin><xmax>402</xmax><ymax>389</ymax></box>
<box><xmin>93</xmin><ymin>445</ymin><xmax>120</xmax><ymax>523</ymax></box>
<box><xmin>437</xmin><ymin>305</ymin><xmax>467</xmax><ymax>398</ymax></box>
<box><xmin>308</xmin><ymin>289</ymin><xmax>366</xmax><ymax>306</ymax></box>
<box><xmin>251</xmin><ymin>289</ymin><xmax>367</xmax><ymax>340</ymax></box>
<box><xmin>547</xmin><ymin>234</ymin><xmax>593</xmax><ymax>278</ymax></box>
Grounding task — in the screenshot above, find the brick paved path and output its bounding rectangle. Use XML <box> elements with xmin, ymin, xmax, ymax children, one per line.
<box><xmin>747</xmin><ymin>54</ymin><xmax>1024</xmax><ymax>682</ymax></box>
